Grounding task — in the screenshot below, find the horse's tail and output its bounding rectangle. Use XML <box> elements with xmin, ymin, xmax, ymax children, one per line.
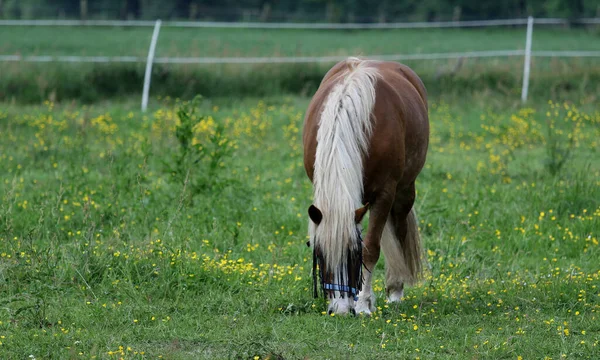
<box><xmin>403</xmin><ymin>207</ymin><xmax>423</xmax><ymax>284</ymax></box>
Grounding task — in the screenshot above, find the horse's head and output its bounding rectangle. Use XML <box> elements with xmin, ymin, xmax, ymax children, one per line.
<box><xmin>307</xmin><ymin>203</ymin><xmax>369</xmax><ymax>315</ymax></box>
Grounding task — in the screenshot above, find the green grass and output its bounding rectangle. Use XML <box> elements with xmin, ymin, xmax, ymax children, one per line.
<box><xmin>2</xmin><ymin>56</ymin><xmax>599</xmax><ymax>105</ymax></box>
<box><xmin>0</xmin><ymin>25</ymin><xmax>599</xmax><ymax>104</ymax></box>
<box><xmin>0</xmin><ymin>95</ymin><xmax>599</xmax><ymax>359</ymax></box>
<box><xmin>1</xmin><ymin>26</ymin><xmax>599</xmax><ymax>57</ymax></box>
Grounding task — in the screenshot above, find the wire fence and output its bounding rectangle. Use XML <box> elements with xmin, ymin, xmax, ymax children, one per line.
<box><xmin>1</xmin><ymin>17</ymin><xmax>599</xmax><ymax>109</ymax></box>
<box><xmin>1</xmin><ymin>17</ymin><xmax>599</xmax><ymax>28</ymax></box>
<box><xmin>3</xmin><ymin>50</ymin><xmax>600</xmax><ymax>64</ymax></box>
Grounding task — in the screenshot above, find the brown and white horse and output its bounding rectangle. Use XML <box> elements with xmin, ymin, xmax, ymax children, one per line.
<box><xmin>303</xmin><ymin>58</ymin><xmax>429</xmax><ymax>315</ymax></box>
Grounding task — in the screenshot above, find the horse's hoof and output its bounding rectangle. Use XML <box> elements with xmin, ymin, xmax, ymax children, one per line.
<box><xmin>355</xmin><ymin>307</ymin><xmax>372</xmax><ymax>316</ymax></box>
<box><xmin>354</xmin><ymin>301</ymin><xmax>373</xmax><ymax>315</ymax></box>
<box><xmin>387</xmin><ymin>289</ymin><xmax>404</xmax><ymax>303</ymax></box>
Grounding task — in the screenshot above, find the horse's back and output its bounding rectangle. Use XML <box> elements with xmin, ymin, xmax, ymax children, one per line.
<box><xmin>303</xmin><ymin>58</ymin><xmax>429</xmax><ymax>188</ymax></box>
<box><xmin>372</xmin><ymin>61</ymin><xmax>429</xmax><ymax>180</ymax></box>
<box><xmin>376</xmin><ymin>61</ymin><xmax>428</xmax><ymax>107</ymax></box>
<box><xmin>347</xmin><ymin>60</ymin><xmax>429</xmax><ymax>193</ymax></box>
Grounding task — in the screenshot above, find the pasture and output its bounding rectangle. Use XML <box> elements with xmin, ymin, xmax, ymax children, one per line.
<box><xmin>1</xmin><ymin>25</ymin><xmax>600</xmax><ymax>103</ymax></box>
<box><xmin>2</xmin><ymin>26</ymin><xmax>600</xmax><ymax>57</ymax></box>
<box><xmin>1</xmin><ymin>93</ymin><xmax>599</xmax><ymax>358</ymax></box>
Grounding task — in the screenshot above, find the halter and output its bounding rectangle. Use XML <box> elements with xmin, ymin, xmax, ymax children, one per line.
<box><xmin>323</xmin><ymin>283</ymin><xmax>359</xmax><ymax>301</ymax></box>
<box><xmin>310</xmin><ymin>228</ymin><xmax>364</xmax><ymax>302</ymax></box>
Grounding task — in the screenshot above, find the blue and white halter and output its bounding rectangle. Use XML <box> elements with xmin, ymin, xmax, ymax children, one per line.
<box><xmin>310</xmin><ymin>228</ymin><xmax>364</xmax><ymax>302</ymax></box>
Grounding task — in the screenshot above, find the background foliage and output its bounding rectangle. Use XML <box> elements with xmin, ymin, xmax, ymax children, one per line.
<box><xmin>1</xmin><ymin>25</ymin><xmax>599</xmax><ymax>104</ymax></box>
<box><xmin>1</xmin><ymin>0</ymin><xmax>598</xmax><ymax>22</ymax></box>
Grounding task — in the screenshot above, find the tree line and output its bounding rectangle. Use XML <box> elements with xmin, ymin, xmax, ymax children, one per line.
<box><xmin>1</xmin><ymin>0</ymin><xmax>598</xmax><ymax>22</ymax></box>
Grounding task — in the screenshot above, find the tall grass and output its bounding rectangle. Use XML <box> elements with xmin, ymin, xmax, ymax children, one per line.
<box><xmin>1</xmin><ymin>57</ymin><xmax>599</xmax><ymax>104</ymax></box>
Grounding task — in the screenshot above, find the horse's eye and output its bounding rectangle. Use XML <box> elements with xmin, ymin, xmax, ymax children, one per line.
<box><xmin>306</xmin><ymin>241</ymin><xmax>311</xmax><ymax>247</ymax></box>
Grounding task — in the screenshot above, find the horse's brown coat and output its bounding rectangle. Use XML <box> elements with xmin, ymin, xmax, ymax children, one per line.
<box><xmin>303</xmin><ymin>59</ymin><xmax>429</xmax><ymax>301</ymax></box>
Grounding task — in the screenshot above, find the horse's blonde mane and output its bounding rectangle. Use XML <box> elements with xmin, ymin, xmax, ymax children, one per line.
<box><xmin>310</xmin><ymin>57</ymin><xmax>379</xmax><ymax>278</ymax></box>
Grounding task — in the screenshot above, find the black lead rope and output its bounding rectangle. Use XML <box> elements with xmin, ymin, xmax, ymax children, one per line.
<box><xmin>312</xmin><ymin>241</ymin><xmax>319</xmax><ymax>298</ymax></box>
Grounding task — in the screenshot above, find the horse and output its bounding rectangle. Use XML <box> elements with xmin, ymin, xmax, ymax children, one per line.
<box><xmin>302</xmin><ymin>57</ymin><xmax>429</xmax><ymax>315</ymax></box>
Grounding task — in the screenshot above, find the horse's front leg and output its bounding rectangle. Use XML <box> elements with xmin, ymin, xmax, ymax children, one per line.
<box><xmin>355</xmin><ymin>184</ymin><xmax>396</xmax><ymax>315</ymax></box>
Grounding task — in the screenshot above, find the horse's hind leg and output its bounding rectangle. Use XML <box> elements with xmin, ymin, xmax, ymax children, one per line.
<box><xmin>355</xmin><ymin>183</ymin><xmax>396</xmax><ymax>315</ymax></box>
<box><xmin>382</xmin><ymin>182</ymin><xmax>422</xmax><ymax>302</ymax></box>
<box><xmin>381</xmin><ymin>217</ymin><xmax>408</xmax><ymax>302</ymax></box>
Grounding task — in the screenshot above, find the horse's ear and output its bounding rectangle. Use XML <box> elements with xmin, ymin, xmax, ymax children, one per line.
<box><xmin>308</xmin><ymin>205</ymin><xmax>323</xmax><ymax>225</ymax></box>
<box><xmin>355</xmin><ymin>203</ymin><xmax>369</xmax><ymax>224</ymax></box>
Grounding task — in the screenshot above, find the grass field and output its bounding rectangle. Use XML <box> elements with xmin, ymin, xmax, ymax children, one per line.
<box><xmin>1</xmin><ymin>26</ymin><xmax>600</xmax><ymax>57</ymax></box>
<box><xmin>1</xmin><ymin>25</ymin><xmax>599</xmax><ymax>104</ymax></box>
<box><xmin>1</xmin><ymin>93</ymin><xmax>599</xmax><ymax>359</ymax></box>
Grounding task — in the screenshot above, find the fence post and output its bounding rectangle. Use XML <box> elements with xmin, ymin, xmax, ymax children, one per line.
<box><xmin>521</xmin><ymin>16</ymin><xmax>533</xmax><ymax>103</ymax></box>
<box><xmin>141</xmin><ymin>19</ymin><xmax>162</xmax><ymax>112</ymax></box>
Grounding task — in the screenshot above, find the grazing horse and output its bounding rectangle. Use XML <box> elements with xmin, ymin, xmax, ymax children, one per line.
<box><xmin>303</xmin><ymin>57</ymin><xmax>429</xmax><ymax>315</ymax></box>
